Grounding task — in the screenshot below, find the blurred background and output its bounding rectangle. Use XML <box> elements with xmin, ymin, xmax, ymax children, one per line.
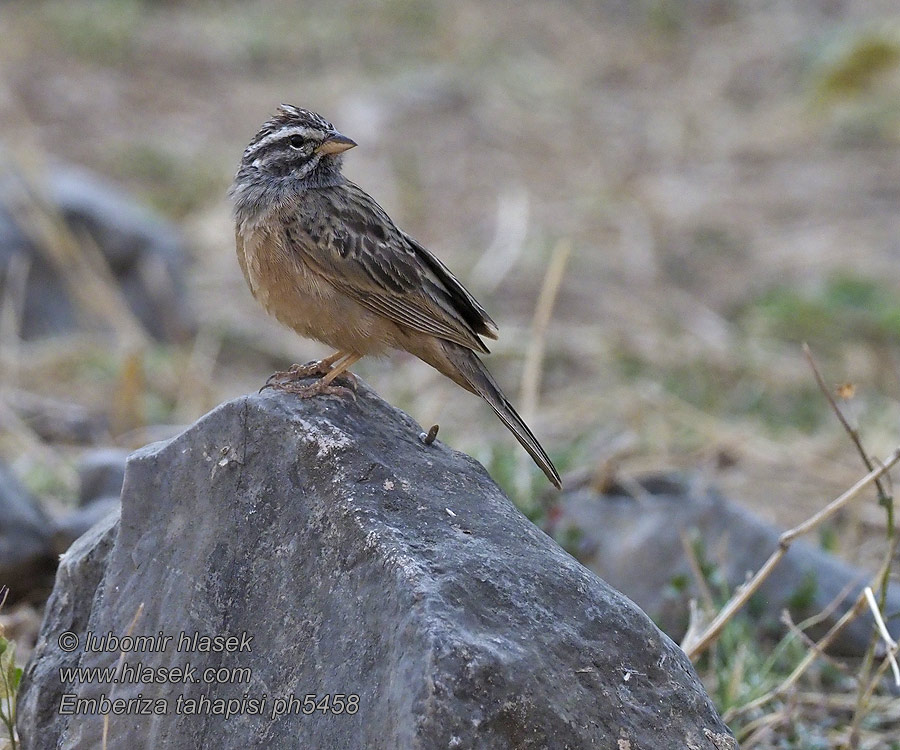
<box><xmin>4</xmin><ymin>0</ymin><xmax>900</xmax><ymax>528</ymax></box>
<box><xmin>2</xmin><ymin>0</ymin><xmax>900</xmax><ymax>742</ymax></box>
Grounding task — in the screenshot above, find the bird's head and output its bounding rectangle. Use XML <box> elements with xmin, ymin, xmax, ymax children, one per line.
<box><xmin>237</xmin><ymin>104</ymin><xmax>356</xmax><ymax>187</ymax></box>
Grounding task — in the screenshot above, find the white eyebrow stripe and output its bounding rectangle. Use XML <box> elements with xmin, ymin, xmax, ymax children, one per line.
<box><xmin>245</xmin><ymin>125</ymin><xmax>323</xmax><ymax>155</ymax></box>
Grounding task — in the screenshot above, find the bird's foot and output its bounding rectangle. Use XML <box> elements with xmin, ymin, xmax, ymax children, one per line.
<box><xmin>263</xmin><ymin>376</ymin><xmax>356</xmax><ymax>400</ymax></box>
<box><xmin>332</xmin><ymin>369</ymin><xmax>359</xmax><ymax>391</ymax></box>
<box><xmin>264</xmin><ymin>360</ymin><xmax>333</xmax><ymax>387</ymax></box>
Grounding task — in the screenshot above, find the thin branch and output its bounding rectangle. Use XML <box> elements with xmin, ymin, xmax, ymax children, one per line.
<box><xmin>791</xmin><ymin>575</ymin><xmax>863</xmax><ymax>635</ymax></box>
<box><xmin>850</xmin><ymin>458</ymin><xmax>899</xmax><ymax>745</ymax></box>
<box><xmin>802</xmin><ymin>343</ymin><xmax>888</xmax><ymax>503</ymax></box>
<box><xmin>680</xmin><ymin>530</ymin><xmax>717</xmax><ymax>613</ymax></box>
<box><xmin>724</xmin><ymin>586</ymin><xmax>871</xmax><ymax>722</ymax></box>
<box><xmin>724</xmin><ymin>532</ymin><xmax>899</xmax><ymax>723</ymax></box>
<box><xmin>684</xmin><ymin>448</ymin><xmax>900</xmax><ymax>661</ymax></box>
<box><xmin>863</xmin><ymin>587</ymin><xmax>900</xmax><ymax>686</ymax></box>
<box><xmin>519</xmin><ymin>239</ymin><xmax>571</xmax><ymax>422</ymax></box>
<box><xmin>854</xmin><ymin>632</ymin><xmax>900</xmax><ymax>710</ymax></box>
<box><xmin>780</xmin><ymin>610</ymin><xmax>852</xmax><ymax>676</ymax></box>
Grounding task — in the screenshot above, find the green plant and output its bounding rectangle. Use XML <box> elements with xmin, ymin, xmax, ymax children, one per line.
<box><xmin>741</xmin><ymin>274</ymin><xmax>900</xmax><ymax>349</ymax></box>
<box><xmin>0</xmin><ymin>587</ymin><xmax>21</xmax><ymax>750</ymax></box>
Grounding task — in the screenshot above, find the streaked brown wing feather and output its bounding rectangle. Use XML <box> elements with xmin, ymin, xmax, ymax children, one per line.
<box><xmin>285</xmin><ymin>181</ymin><xmax>496</xmax><ymax>353</ymax></box>
<box><xmin>401</xmin><ymin>232</ymin><xmax>498</xmax><ymax>340</ymax></box>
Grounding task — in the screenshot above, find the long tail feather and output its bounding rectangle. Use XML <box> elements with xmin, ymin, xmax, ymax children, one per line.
<box><xmin>441</xmin><ymin>344</ymin><xmax>562</xmax><ymax>490</ymax></box>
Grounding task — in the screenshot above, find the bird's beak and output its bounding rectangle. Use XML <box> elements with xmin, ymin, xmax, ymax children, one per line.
<box><xmin>315</xmin><ymin>133</ymin><xmax>357</xmax><ymax>155</ymax></box>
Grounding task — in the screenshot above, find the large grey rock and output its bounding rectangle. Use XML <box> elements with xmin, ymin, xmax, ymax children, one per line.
<box><xmin>547</xmin><ymin>472</ymin><xmax>900</xmax><ymax>656</ymax></box>
<box><xmin>0</xmin><ymin>461</ymin><xmax>57</xmax><ymax>602</ymax></box>
<box><xmin>0</xmin><ymin>163</ymin><xmax>194</xmax><ymax>342</ymax></box>
<box><xmin>18</xmin><ymin>386</ymin><xmax>735</xmax><ymax>749</ymax></box>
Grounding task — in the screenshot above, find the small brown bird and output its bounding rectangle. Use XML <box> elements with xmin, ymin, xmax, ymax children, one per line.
<box><xmin>230</xmin><ymin>105</ymin><xmax>561</xmax><ymax>489</ymax></box>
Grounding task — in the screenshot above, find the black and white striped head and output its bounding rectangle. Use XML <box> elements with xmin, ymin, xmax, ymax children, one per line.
<box><xmin>238</xmin><ymin>104</ymin><xmax>356</xmax><ymax>185</ymax></box>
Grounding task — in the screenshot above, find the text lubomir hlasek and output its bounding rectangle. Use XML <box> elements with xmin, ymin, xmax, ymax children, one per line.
<box><xmin>80</xmin><ymin>631</ymin><xmax>253</xmax><ymax>653</ymax></box>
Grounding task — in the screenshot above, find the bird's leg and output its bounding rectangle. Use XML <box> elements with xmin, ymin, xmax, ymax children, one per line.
<box><xmin>320</xmin><ymin>353</ymin><xmax>361</xmax><ymax>388</ymax></box>
<box><xmin>264</xmin><ymin>350</ymin><xmax>346</xmax><ymax>387</ymax></box>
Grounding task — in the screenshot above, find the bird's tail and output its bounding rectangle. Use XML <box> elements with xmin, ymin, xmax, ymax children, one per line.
<box><xmin>433</xmin><ymin>342</ymin><xmax>562</xmax><ymax>490</ymax></box>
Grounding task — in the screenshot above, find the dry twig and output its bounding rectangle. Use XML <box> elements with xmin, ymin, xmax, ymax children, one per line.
<box><xmin>684</xmin><ymin>448</ymin><xmax>900</xmax><ymax>660</ymax></box>
<box><xmin>723</xmin><ymin>541</ymin><xmax>897</xmax><ymax>724</ymax></box>
<box><xmin>102</xmin><ymin>602</ymin><xmax>145</xmax><ymax>750</ymax></box>
<box><xmin>516</xmin><ymin>238</ymin><xmax>570</xmax><ymax>492</ymax></box>
<box><xmin>802</xmin><ymin>343</ymin><xmax>889</xmax><ymax>503</ymax></box>
<box><xmin>863</xmin><ymin>587</ymin><xmax>900</xmax><ymax>686</ymax></box>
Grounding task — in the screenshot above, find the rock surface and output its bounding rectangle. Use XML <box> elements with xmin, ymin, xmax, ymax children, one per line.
<box><xmin>547</xmin><ymin>472</ymin><xmax>900</xmax><ymax>656</ymax></box>
<box><xmin>18</xmin><ymin>386</ymin><xmax>735</xmax><ymax>749</ymax></box>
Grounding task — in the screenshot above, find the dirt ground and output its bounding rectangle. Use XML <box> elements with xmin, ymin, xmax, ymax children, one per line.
<box><xmin>2</xmin><ymin>0</ymin><xmax>900</xmax><ymax>555</ymax></box>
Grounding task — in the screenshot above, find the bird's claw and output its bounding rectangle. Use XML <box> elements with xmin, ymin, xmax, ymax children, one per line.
<box><xmin>265</xmin><ymin>360</ymin><xmax>334</xmax><ymax>386</ymax></box>
<box><xmin>337</xmin><ymin>370</ymin><xmax>359</xmax><ymax>391</ymax></box>
<box><xmin>262</xmin><ymin>376</ymin><xmax>356</xmax><ymax>401</ymax></box>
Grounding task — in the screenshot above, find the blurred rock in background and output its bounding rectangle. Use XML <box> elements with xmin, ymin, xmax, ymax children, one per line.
<box><xmin>0</xmin><ymin>460</ymin><xmax>57</xmax><ymax>604</ymax></box>
<box><xmin>545</xmin><ymin>470</ymin><xmax>900</xmax><ymax>657</ymax></box>
<box><xmin>0</xmin><ymin>161</ymin><xmax>194</xmax><ymax>342</ymax></box>
<box><xmin>50</xmin><ymin>448</ymin><xmax>125</xmax><ymax>557</ymax></box>
<box><xmin>0</xmin><ymin>449</ymin><xmax>124</xmax><ymax>605</ymax></box>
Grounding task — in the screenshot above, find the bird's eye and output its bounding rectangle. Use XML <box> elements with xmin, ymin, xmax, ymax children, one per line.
<box><xmin>288</xmin><ymin>135</ymin><xmax>305</xmax><ymax>150</ymax></box>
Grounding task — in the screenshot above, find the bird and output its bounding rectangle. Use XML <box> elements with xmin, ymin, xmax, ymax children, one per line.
<box><xmin>229</xmin><ymin>104</ymin><xmax>561</xmax><ymax>490</ymax></box>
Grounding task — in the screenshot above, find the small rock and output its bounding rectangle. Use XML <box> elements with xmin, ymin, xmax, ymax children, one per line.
<box><xmin>8</xmin><ymin>391</ymin><xmax>104</xmax><ymax>445</ymax></box>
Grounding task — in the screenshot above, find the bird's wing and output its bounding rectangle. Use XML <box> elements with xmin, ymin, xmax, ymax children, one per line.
<box><xmin>285</xmin><ymin>182</ymin><xmax>498</xmax><ymax>353</ymax></box>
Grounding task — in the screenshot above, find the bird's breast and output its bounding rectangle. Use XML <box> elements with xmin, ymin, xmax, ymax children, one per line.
<box><xmin>235</xmin><ymin>219</ymin><xmax>393</xmax><ymax>356</ymax></box>
<box><xmin>237</xmin><ymin>221</ymin><xmax>326</xmax><ymax>321</ymax></box>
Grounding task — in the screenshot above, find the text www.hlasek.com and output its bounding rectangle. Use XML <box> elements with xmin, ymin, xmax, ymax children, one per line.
<box><xmin>59</xmin><ymin>662</ymin><xmax>250</xmax><ymax>686</ymax></box>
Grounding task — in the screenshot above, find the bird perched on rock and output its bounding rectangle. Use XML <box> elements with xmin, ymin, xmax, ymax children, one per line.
<box><xmin>229</xmin><ymin>104</ymin><xmax>561</xmax><ymax>489</ymax></box>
